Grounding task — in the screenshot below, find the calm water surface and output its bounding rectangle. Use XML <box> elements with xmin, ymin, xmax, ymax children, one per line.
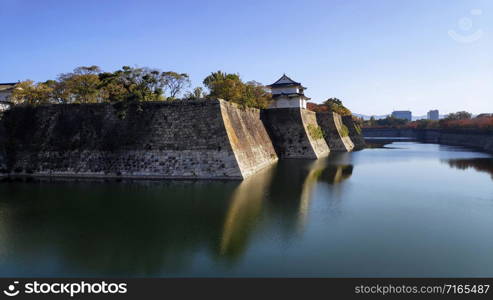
<box><xmin>0</xmin><ymin>142</ymin><xmax>492</xmax><ymax>277</ymax></box>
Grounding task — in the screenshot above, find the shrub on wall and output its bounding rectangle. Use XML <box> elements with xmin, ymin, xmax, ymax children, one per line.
<box><xmin>307</xmin><ymin>124</ymin><xmax>324</xmax><ymax>140</ymax></box>
<box><xmin>340</xmin><ymin>124</ymin><xmax>349</xmax><ymax>137</ymax></box>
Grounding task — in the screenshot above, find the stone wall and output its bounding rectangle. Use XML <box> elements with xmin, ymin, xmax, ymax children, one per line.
<box><xmin>301</xmin><ymin>109</ymin><xmax>331</xmax><ymax>157</ymax></box>
<box><xmin>434</xmin><ymin>131</ymin><xmax>493</xmax><ymax>154</ymax></box>
<box><xmin>0</xmin><ymin>119</ymin><xmax>6</xmax><ymax>174</ymax></box>
<box><xmin>261</xmin><ymin>108</ymin><xmax>329</xmax><ymax>158</ymax></box>
<box><xmin>219</xmin><ymin>101</ymin><xmax>278</xmax><ymax>178</ymax></box>
<box><xmin>316</xmin><ymin>112</ymin><xmax>354</xmax><ymax>152</ymax></box>
<box><xmin>0</xmin><ymin>100</ymin><xmax>277</xmax><ymax>179</ymax></box>
<box><xmin>363</xmin><ymin>127</ymin><xmax>493</xmax><ymax>153</ymax></box>
<box><xmin>362</xmin><ymin>128</ymin><xmax>416</xmax><ymax>138</ymax></box>
<box><xmin>342</xmin><ymin>116</ymin><xmax>366</xmax><ymax>150</ymax></box>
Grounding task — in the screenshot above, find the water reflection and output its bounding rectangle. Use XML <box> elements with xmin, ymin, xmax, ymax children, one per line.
<box><xmin>220</xmin><ymin>166</ymin><xmax>275</xmax><ymax>258</ymax></box>
<box><xmin>0</xmin><ymin>154</ymin><xmax>355</xmax><ymax>276</ymax></box>
<box><xmin>0</xmin><ymin>180</ymin><xmax>239</xmax><ymax>276</ymax></box>
<box><xmin>444</xmin><ymin>158</ymin><xmax>493</xmax><ymax>180</ymax></box>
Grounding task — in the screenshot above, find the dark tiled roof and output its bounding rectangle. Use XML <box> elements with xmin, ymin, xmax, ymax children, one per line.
<box><xmin>267</xmin><ymin>74</ymin><xmax>302</xmax><ymax>88</ymax></box>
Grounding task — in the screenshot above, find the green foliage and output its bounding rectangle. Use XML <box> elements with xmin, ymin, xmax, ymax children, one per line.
<box><xmin>183</xmin><ymin>87</ymin><xmax>204</xmax><ymax>100</ymax></box>
<box><xmin>323</xmin><ymin>98</ymin><xmax>352</xmax><ymax>116</ymax></box>
<box><xmin>161</xmin><ymin>71</ymin><xmax>191</xmax><ymax>99</ymax></box>
<box><xmin>444</xmin><ymin>111</ymin><xmax>472</xmax><ymax>121</ymax></box>
<box><xmin>9</xmin><ymin>80</ymin><xmax>54</xmax><ymax>105</ymax></box>
<box><xmin>99</xmin><ymin>66</ymin><xmax>190</xmax><ymax>102</ymax></box>
<box><xmin>308</xmin><ymin>98</ymin><xmax>353</xmax><ymax>116</ymax></box>
<box><xmin>340</xmin><ymin>124</ymin><xmax>349</xmax><ymax>137</ymax></box>
<box><xmin>307</xmin><ymin>124</ymin><xmax>324</xmax><ymax>140</ymax></box>
<box><xmin>11</xmin><ymin>66</ymin><xmax>275</xmax><ymax>110</ymax></box>
<box><xmin>324</xmin><ymin>97</ymin><xmax>343</xmax><ymax>106</ymax></box>
<box><xmin>10</xmin><ymin>66</ymin><xmax>191</xmax><ymax>106</ymax></box>
<box><xmin>202</xmin><ymin>71</ymin><xmax>272</xmax><ymax>108</ymax></box>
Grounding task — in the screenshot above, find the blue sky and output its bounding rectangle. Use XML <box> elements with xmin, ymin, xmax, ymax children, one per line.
<box><xmin>1</xmin><ymin>0</ymin><xmax>491</xmax><ymax>115</ymax></box>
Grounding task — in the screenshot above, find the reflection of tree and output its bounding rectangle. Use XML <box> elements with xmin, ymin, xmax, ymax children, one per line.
<box><xmin>219</xmin><ymin>166</ymin><xmax>276</xmax><ymax>259</ymax></box>
<box><xmin>445</xmin><ymin>158</ymin><xmax>493</xmax><ymax>180</ymax></box>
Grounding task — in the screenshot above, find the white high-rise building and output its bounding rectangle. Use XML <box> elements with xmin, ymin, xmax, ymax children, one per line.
<box><xmin>427</xmin><ymin>110</ymin><xmax>439</xmax><ymax>120</ymax></box>
<box><xmin>267</xmin><ymin>75</ymin><xmax>310</xmax><ymax>109</ymax></box>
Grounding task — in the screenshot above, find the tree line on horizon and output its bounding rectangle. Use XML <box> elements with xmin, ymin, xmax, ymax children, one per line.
<box><xmin>362</xmin><ymin>111</ymin><xmax>493</xmax><ymax>131</ymax></box>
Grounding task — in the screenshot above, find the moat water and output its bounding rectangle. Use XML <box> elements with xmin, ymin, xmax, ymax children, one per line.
<box><xmin>0</xmin><ymin>141</ymin><xmax>492</xmax><ymax>277</ymax></box>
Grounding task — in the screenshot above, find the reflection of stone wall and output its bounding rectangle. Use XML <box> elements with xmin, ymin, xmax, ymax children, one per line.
<box><xmin>317</xmin><ymin>112</ymin><xmax>354</xmax><ymax>152</ymax></box>
<box><xmin>220</xmin><ymin>165</ymin><xmax>276</xmax><ymax>257</ymax></box>
<box><xmin>438</xmin><ymin>132</ymin><xmax>493</xmax><ymax>154</ymax></box>
<box><xmin>342</xmin><ymin>116</ymin><xmax>365</xmax><ymax>150</ymax></box>
<box><xmin>1</xmin><ymin>100</ymin><xmax>277</xmax><ymax>179</ymax></box>
<box><xmin>261</xmin><ymin>108</ymin><xmax>329</xmax><ymax>158</ymax></box>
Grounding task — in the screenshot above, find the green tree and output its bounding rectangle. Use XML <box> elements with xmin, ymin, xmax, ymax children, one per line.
<box><xmin>243</xmin><ymin>81</ymin><xmax>272</xmax><ymax>109</ymax></box>
<box><xmin>9</xmin><ymin>80</ymin><xmax>54</xmax><ymax>105</ymax></box>
<box><xmin>202</xmin><ymin>71</ymin><xmax>271</xmax><ymax>108</ymax></box>
<box><xmin>58</xmin><ymin>73</ymin><xmax>101</xmax><ymax>103</ymax></box>
<box><xmin>184</xmin><ymin>87</ymin><xmax>204</xmax><ymax>100</ymax></box>
<box><xmin>445</xmin><ymin>111</ymin><xmax>472</xmax><ymax>120</ymax></box>
<box><xmin>323</xmin><ymin>97</ymin><xmax>352</xmax><ymax>116</ymax></box>
<box><xmin>98</xmin><ymin>66</ymin><xmax>188</xmax><ymax>102</ymax></box>
<box><xmin>324</xmin><ymin>97</ymin><xmax>343</xmax><ymax>106</ymax></box>
<box><xmin>162</xmin><ymin>72</ymin><xmax>190</xmax><ymax>99</ymax></box>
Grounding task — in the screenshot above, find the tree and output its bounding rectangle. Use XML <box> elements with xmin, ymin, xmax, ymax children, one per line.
<box><xmin>73</xmin><ymin>65</ymin><xmax>101</xmax><ymax>75</ymax></box>
<box><xmin>9</xmin><ymin>65</ymin><xmax>192</xmax><ymax>105</ymax></box>
<box><xmin>317</xmin><ymin>97</ymin><xmax>352</xmax><ymax>116</ymax></box>
<box><xmin>162</xmin><ymin>72</ymin><xmax>190</xmax><ymax>99</ymax></box>
<box><xmin>202</xmin><ymin>71</ymin><xmax>271</xmax><ymax>108</ymax></box>
<box><xmin>9</xmin><ymin>80</ymin><xmax>53</xmax><ymax>105</ymax></box>
<box><xmin>445</xmin><ymin>111</ymin><xmax>472</xmax><ymax>120</ymax></box>
<box><xmin>58</xmin><ymin>71</ymin><xmax>102</xmax><ymax>103</ymax></box>
<box><xmin>203</xmin><ymin>71</ymin><xmax>240</xmax><ymax>90</ymax></box>
<box><xmin>324</xmin><ymin>98</ymin><xmax>343</xmax><ymax>106</ymax></box>
<box><xmin>99</xmin><ymin>66</ymin><xmax>186</xmax><ymax>102</ymax></box>
<box><xmin>243</xmin><ymin>81</ymin><xmax>272</xmax><ymax>109</ymax></box>
<box><xmin>184</xmin><ymin>87</ymin><xmax>204</xmax><ymax>100</ymax></box>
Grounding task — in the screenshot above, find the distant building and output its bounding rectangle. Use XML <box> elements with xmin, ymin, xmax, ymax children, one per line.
<box><xmin>267</xmin><ymin>74</ymin><xmax>310</xmax><ymax>109</ymax></box>
<box><xmin>391</xmin><ymin>110</ymin><xmax>412</xmax><ymax>121</ymax></box>
<box><xmin>427</xmin><ymin>110</ymin><xmax>439</xmax><ymax>120</ymax></box>
<box><xmin>0</xmin><ymin>82</ymin><xmax>17</xmax><ymax>111</ymax></box>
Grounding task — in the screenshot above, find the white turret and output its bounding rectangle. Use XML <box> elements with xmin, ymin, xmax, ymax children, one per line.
<box><xmin>267</xmin><ymin>74</ymin><xmax>310</xmax><ymax>109</ymax></box>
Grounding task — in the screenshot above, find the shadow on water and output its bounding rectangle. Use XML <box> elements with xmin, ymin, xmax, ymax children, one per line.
<box><xmin>0</xmin><ymin>154</ymin><xmax>354</xmax><ymax>277</ymax></box>
<box><xmin>444</xmin><ymin>158</ymin><xmax>493</xmax><ymax>180</ymax></box>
